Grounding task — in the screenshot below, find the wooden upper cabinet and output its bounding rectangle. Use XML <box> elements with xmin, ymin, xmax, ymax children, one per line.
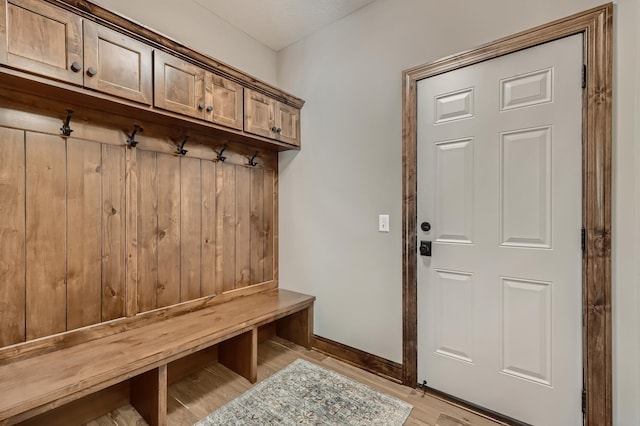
<box><xmin>0</xmin><ymin>0</ymin><xmax>83</xmax><ymax>85</ymax></box>
<box><xmin>0</xmin><ymin>1</ymin><xmax>302</xmax><ymax>149</ymax></box>
<box><xmin>83</xmin><ymin>21</ymin><xmax>152</xmax><ymax>105</ymax></box>
<box><xmin>244</xmin><ymin>88</ymin><xmax>275</xmax><ymax>139</ymax></box>
<box><xmin>0</xmin><ymin>0</ymin><xmax>153</xmax><ymax>104</ymax></box>
<box><xmin>245</xmin><ymin>88</ymin><xmax>300</xmax><ymax>146</ymax></box>
<box><xmin>276</xmin><ymin>102</ymin><xmax>300</xmax><ymax>146</ymax></box>
<box><xmin>154</xmin><ymin>50</ymin><xmax>205</xmax><ymax>119</ymax></box>
<box><xmin>205</xmin><ymin>73</ymin><xmax>243</xmax><ymax>130</ymax></box>
<box><xmin>154</xmin><ymin>53</ymin><xmax>242</xmax><ymax>128</ymax></box>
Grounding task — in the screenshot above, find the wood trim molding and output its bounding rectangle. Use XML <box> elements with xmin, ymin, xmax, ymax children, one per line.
<box><xmin>401</xmin><ymin>4</ymin><xmax>613</xmax><ymax>426</ymax></box>
<box><xmin>312</xmin><ymin>335</ymin><xmax>403</xmax><ymax>383</ymax></box>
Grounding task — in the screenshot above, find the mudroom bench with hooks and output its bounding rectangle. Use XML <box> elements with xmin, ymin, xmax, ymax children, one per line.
<box><xmin>0</xmin><ymin>0</ymin><xmax>313</xmax><ymax>424</ymax></box>
<box><xmin>0</xmin><ymin>288</ymin><xmax>315</xmax><ymax>425</ymax></box>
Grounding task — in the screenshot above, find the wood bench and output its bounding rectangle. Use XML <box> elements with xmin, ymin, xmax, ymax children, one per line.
<box><xmin>0</xmin><ymin>288</ymin><xmax>314</xmax><ymax>426</ymax></box>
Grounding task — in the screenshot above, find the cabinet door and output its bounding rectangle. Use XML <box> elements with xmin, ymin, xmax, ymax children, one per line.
<box><xmin>83</xmin><ymin>21</ymin><xmax>152</xmax><ymax>105</ymax></box>
<box><xmin>153</xmin><ymin>51</ymin><xmax>205</xmax><ymax>119</ymax></box>
<box><xmin>206</xmin><ymin>73</ymin><xmax>243</xmax><ymax>130</ymax></box>
<box><xmin>275</xmin><ymin>103</ymin><xmax>300</xmax><ymax>146</ymax></box>
<box><xmin>0</xmin><ymin>0</ymin><xmax>83</xmax><ymax>85</ymax></box>
<box><xmin>244</xmin><ymin>88</ymin><xmax>275</xmax><ymax>139</ymax></box>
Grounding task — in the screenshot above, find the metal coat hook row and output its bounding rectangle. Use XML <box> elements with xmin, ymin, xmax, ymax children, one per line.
<box><xmin>60</xmin><ymin>109</ymin><xmax>74</xmax><ymax>136</ymax></box>
<box><xmin>248</xmin><ymin>151</ymin><xmax>259</xmax><ymax>167</ymax></box>
<box><xmin>216</xmin><ymin>144</ymin><xmax>228</xmax><ymax>162</ymax></box>
<box><xmin>176</xmin><ymin>136</ymin><xmax>189</xmax><ymax>155</ymax></box>
<box><xmin>127</xmin><ymin>125</ymin><xmax>143</xmax><ymax>148</ymax></box>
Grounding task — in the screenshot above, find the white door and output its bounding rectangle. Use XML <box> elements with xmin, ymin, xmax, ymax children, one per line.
<box><xmin>417</xmin><ymin>34</ymin><xmax>583</xmax><ymax>425</ymax></box>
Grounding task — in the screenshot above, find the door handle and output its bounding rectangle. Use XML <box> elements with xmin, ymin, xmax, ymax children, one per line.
<box><xmin>420</xmin><ymin>241</ymin><xmax>432</xmax><ymax>257</ymax></box>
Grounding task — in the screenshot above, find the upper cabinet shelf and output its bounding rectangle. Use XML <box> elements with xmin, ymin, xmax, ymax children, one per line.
<box><xmin>0</xmin><ymin>0</ymin><xmax>303</xmax><ymax>150</ymax></box>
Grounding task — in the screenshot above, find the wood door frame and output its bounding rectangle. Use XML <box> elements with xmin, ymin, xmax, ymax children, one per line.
<box><xmin>401</xmin><ymin>4</ymin><xmax>613</xmax><ymax>425</ymax></box>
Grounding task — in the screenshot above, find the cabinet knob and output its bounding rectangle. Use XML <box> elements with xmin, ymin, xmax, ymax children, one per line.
<box><xmin>198</xmin><ymin>102</ymin><xmax>205</xmax><ymax>110</ymax></box>
<box><xmin>70</xmin><ymin>62</ymin><xmax>82</xmax><ymax>72</ymax></box>
<box><xmin>276</xmin><ymin>128</ymin><xmax>282</xmax><ymax>134</ymax></box>
<box><xmin>206</xmin><ymin>105</ymin><xmax>213</xmax><ymax>112</ymax></box>
<box><xmin>86</xmin><ymin>67</ymin><xmax>97</xmax><ymax>77</ymax></box>
<box><xmin>271</xmin><ymin>126</ymin><xmax>278</xmax><ymax>132</ymax></box>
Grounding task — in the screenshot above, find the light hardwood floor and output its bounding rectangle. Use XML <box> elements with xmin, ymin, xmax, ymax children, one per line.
<box><xmin>87</xmin><ymin>338</ymin><xmax>505</xmax><ymax>426</ymax></box>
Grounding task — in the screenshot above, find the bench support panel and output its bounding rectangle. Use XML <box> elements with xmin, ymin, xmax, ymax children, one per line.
<box><xmin>219</xmin><ymin>328</ymin><xmax>258</xmax><ymax>384</ymax></box>
<box><xmin>130</xmin><ymin>365</ymin><xmax>167</xmax><ymax>426</ymax></box>
<box><xmin>277</xmin><ymin>305</ymin><xmax>314</xmax><ymax>349</ymax></box>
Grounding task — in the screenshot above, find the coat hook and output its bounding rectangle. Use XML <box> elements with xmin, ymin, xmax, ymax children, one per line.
<box><xmin>60</xmin><ymin>109</ymin><xmax>74</xmax><ymax>136</ymax></box>
<box><xmin>248</xmin><ymin>151</ymin><xmax>259</xmax><ymax>167</ymax></box>
<box><xmin>127</xmin><ymin>125</ymin><xmax>143</xmax><ymax>148</ymax></box>
<box><xmin>176</xmin><ymin>136</ymin><xmax>189</xmax><ymax>155</ymax></box>
<box><xmin>216</xmin><ymin>144</ymin><xmax>227</xmax><ymax>162</ymax></box>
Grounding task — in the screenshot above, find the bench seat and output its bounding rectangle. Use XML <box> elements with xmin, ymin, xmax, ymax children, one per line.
<box><xmin>0</xmin><ymin>288</ymin><xmax>315</xmax><ymax>425</ymax></box>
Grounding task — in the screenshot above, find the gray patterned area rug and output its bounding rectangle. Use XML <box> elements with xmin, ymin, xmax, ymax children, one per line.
<box><xmin>194</xmin><ymin>358</ymin><xmax>413</xmax><ymax>425</ymax></box>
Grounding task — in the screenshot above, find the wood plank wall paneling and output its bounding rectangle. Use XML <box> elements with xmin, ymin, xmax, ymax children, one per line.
<box><xmin>101</xmin><ymin>144</ymin><xmax>126</xmax><ymax>321</ymax></box>
<box><xmin>135</xmin><ymin>153</ymin><xmax>276</xmax><ymax>313</ymax></box>
<box><xmin>250</xmin><ymin>168</ymin><xmax>265</xmax><ymax>284</ymax></box>
<box><xmin>66</xmin><ymin>139</ymin><xmax>102</xmax><ymax>330</ymax></box>
<box><xmin>137</xmin><ymin>149</ymin><xmax>159</xmax><ymax>313</ymax></box>
<box><xmin>25</xmin><ymin>133</ymin><xmax>67</xmax><ymax>340</ymax></box>
<box><xmin>157</xmin><ymin>154</ymin><xmax>181</xmax><ymax>308</ymax></box>
<box><xmin>125</xmin><ymin>146</ymin><xmax>138</xmax><ymax>318</ymax></box>
<box><xmin>263</xmin><ymin>170</ymin><xmax>275</xmax><ymax>280</ymax></box>
<box><xmin>180</xmin><ymin>156</ymin><xmax>203</xmax><ymax>301</ymax></box>
<box><xmin>217</xmin><ymin>162</ymin><xmax>236</xmax><ymax>293</ymax></box>
<box><xmin>0</xmin><ymin>120</ymin><xmax>277</xmax><ymax>345</ymax></box>
<box><xmin>0</xmin><ymin>128</ymin><xmax>26</xmax><ymax>346</ymax></box>
<box><xmin>235</xmin><ymin>166</ymin><xmax>251</xmax><ymax>288</ymax></box>
<box><xmin>201</xmin><ymin>161</ymin><xmax>217</xmax><ymax>297</ymax></box>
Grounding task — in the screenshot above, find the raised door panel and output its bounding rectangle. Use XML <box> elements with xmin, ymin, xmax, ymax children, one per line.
<box><xmin>206</xmin><ymin>73</ymin><xmax>243</xmax><ymax>130</ymax></box>
<box><xmin>153</xmin><ymin>51</ymin><xmax>205</xmax><ymax>119</ymax></box>
<box><xmin>276</xmin><ymin>102</ymin><xmax>300</xmax><ymax>146</ymax></box>
<box><xmin>244</xmin><ymin>88</ymin><xmax>274</xmax><ymax>139</ymax></box>
<box><xmin>83</xmin><ymin>21</ymin><xmax>152</xmax><ymax>105</ymax></box>
<box><xmin>0</xmin><ymin>0</ymin><xmax>83</xmax><ymax>85</ymax></box>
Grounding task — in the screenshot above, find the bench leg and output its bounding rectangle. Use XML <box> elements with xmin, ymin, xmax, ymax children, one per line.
<box><xmin>277</xmin><ymin>305</ymin><xmax>314</xmax><ymax>349</ymax></box>
<box><xmin>130</xmin><ymin>365</ymin><xmax>167</xmax><ymax>426</ymax></box>
<box><xmin>219</xmin><ymin>328</ymin><xmax>258</xmax><ymax>384</ymax></box>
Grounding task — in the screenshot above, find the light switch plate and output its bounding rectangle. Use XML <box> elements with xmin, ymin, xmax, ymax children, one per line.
<box><xmin>379</xmin><ymin>215</ymin><xmax>390</xmax><ymax>232</ymax></box>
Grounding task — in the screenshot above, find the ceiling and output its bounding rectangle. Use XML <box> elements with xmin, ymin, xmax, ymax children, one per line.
<box><xmin>193</xmin><ymin>0</ymin><xmax>377</xmax><ymax>51</ymax></box>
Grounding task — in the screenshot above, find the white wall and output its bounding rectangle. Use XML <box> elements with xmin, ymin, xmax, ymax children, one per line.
<box><xmin>90</xmin><ymin>0</ymin><xmax>278</xmax><ymax>85</ymax></box>
<box><xmin>277</xmin><ymin>1</ymin><xmax>640</xmax><ymax>424</ymax></box>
